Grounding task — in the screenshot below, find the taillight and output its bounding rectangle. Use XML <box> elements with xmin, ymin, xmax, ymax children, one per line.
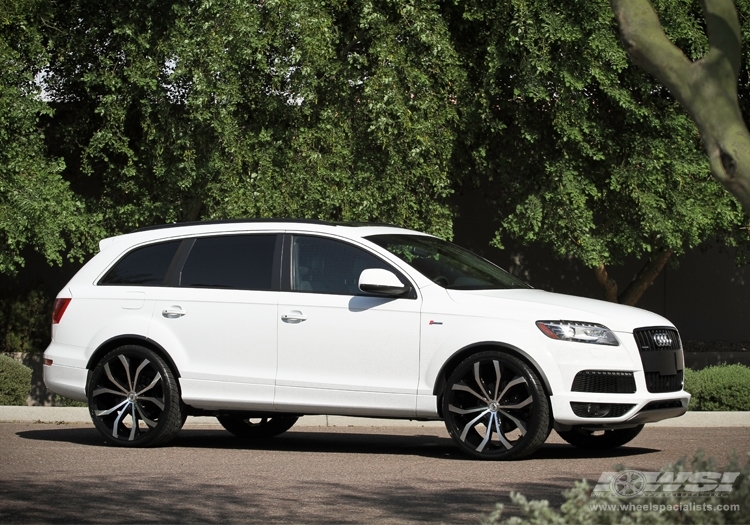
<box><xmin>52</xmin><ymin>298</ymin><xmax>71</xmax><ymax>324</ymax></box>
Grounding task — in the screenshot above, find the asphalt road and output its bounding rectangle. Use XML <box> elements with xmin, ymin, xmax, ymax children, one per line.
<box><xmin>1</xmin><ymin>422</ymin><xmax>748</xmax><ymax>524</ymax></box>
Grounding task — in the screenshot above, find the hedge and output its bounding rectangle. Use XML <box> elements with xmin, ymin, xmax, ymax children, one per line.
<box><xmin>0</xmin><ymin>354</ymin><xmax>32</xmax><ymax>405</ymax></box>
<box><xmin>684</xmin><ymin>364</ymin><xmax>750</xmax><ymax>411</ymax></box>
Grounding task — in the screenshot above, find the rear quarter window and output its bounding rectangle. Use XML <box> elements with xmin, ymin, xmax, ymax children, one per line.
<box><xmin>99</xmin><ymin>240</ymin><xmax>181</xmax><ymax>286</ymax></box>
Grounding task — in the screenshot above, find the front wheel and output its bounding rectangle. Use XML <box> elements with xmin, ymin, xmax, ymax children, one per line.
<box><xmin>442</xmin><ymin>351</ymin><xmax>550</xmax><ymax>460</ymax></box>
<box><xmin>217</xmin><ymin>414</ymin><xmax>299</xmax><ymax>439</ymax></box>
<box><xmin>556</xmin><ymin>425</ymin><xmax>644</xmax><ymax>449</ymax></box>
<box><xmin>87</xmin><ymin>345</ymin><xmax>183</xmax><ymax>447</ymax></box>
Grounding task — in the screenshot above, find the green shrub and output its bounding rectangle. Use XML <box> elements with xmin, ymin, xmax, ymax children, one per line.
<box><xmin>0</xmin><ymin>354</ymin><xmax>32</xmax><ymax>405</ymax></box>
<box><xmin>684</xmin><ymin>364</ymin><xmax>750</xmax><ymax>411</ymax></box>
<box><xmin>484</xmin><ymin>450</ymin><xmax>749</xmax><ymax>525</ymax></box>
<box><xmin>0</xmin><ymin>287</ymin><xmax>53</xmax><ymax>353</ymax></box>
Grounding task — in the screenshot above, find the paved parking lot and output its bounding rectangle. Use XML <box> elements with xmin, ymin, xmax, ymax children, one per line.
<box><xmin>1</xmin><ymin>421</ymin><xmax>748</xmax><ymax>524</ymax></box>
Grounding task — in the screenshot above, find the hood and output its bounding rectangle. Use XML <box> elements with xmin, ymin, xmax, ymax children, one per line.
<box><xmin>445</xmin><ymin>288</ymin><xmax>673</xmax><ymax>333</ymax></box>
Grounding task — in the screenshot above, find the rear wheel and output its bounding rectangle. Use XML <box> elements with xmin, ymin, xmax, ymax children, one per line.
<box><xmin>87</xmin><ymin>345</ymin><xmax>183</xmax><ymax>447</ymax></box>
<box><xmin>557</xmin><ymin>425</ymin><xmax>644</xmax><ymax>449</ymax></box>
<box><xmin>217</xmin><ymin>414</ymin><xmax>299</xmax><ymax>438</ymax></box>
<box><xmin>442</xmin><ymin>351</ymin><xmax>550</xmax><ymax>460</ymax></box>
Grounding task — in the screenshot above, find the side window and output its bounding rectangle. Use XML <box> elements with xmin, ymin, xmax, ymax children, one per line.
<box><xmin>180</xmin><ymin>234</ymin><xmax>276</xmax><ymax>291</ymax></box>
<box><xmin>291</xmin><ymin>236</ymin><xmax>403</xmax><ymax>295</ymax></box>
<box><xmin>99</xmin><ymin>240</ymin><xmax>181</xmax><ymax>286</ymax></box>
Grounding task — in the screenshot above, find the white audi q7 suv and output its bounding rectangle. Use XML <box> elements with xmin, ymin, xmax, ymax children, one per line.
<box><xmin>44</xmin><ymin>220</ymin><xmax>689</xmax><ymax>459</ymax></box>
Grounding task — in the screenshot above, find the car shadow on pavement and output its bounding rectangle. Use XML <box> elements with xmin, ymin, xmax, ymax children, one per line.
<box><xmin>16</xmin><ymin>426</ymin><xmax>659</xmax><ymax>460</ymax></box>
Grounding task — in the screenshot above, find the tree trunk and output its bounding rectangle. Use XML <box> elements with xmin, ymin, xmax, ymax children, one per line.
<box><xmin>594</xmin><ymin>249</ymin><xmax>673</xmax><ymax>306</ymax></box>
<box><xmin>618</xmin><ymin>249</ymin><xmax>673</xmax><ymax>306</ymax></box>
<box><xmin>610</xmin><ymin>0</ymin><xmax>750</xmax><ymax>216</ymax></box>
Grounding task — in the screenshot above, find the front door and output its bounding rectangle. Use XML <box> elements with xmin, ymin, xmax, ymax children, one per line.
<box><xmin>275</xmin><ymin>235</ymin><xmax>421</xmax><ymax>417</ymax></box>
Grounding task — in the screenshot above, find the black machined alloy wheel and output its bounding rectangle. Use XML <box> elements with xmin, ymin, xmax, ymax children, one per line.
<box><xmin>217</xmin><ymin>414</ymin><xmax>299</xmax><ymax>439</ymax></box>
<box><xmin>557</xmin><ymin>425</ymin><xmax>644</xmax><ymax>449</ymax></box>
<box><xmin>87</xmin><ymin>345</ymin><xmax>183</xmax><ymax>447</ymax></box>
<box><xmin>442</xmin><ymin>351</ymin><xmax>550</xmax><ymax>460</ymax></box>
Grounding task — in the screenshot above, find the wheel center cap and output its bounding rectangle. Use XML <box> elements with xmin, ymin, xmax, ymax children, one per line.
<box><xmin>488</xmin><ymin>401</ymin><xmax>499</xmax><ymax>412</ymax></box>
<box><xmin>127</xmin><ymin>391</ymin><xmax>137</xmax><ymax>402</ymax></box>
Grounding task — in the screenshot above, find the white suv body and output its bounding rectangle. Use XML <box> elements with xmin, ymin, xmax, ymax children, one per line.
<box><xmin>44</xmin><ymin>221</ymin><xmax>689</xmax><ymax>459</ymax></box>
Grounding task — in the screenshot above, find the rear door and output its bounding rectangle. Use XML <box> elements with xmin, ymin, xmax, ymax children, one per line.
<box><xmin>148</xmin><ymin>233</ymin><xmax>281</xmax><ymax>410</ymax></box>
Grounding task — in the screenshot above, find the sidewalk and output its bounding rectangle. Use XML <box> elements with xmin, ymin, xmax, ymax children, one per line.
<box><xmin>1</xmin><ymin>406</ymin><xmax>749</xmax><ymax>427</ymax></box>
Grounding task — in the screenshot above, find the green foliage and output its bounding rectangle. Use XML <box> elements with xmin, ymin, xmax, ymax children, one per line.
<box><xmin>0</xmin><ymin>287</ymin><xmax>52</xmax><ymax>353</ymax></box>
<box><xmin>685</xmin><ymin>364</ymin><xmax>750</xmax><ymax>411</ymax></box>
<box><xmin>446</xmin><ymin>0</ymin><xmax>749</xmax><ymax>278</ymax></box>
<box><xmin>483</xmin><ymin>450</ymin><xmax>750</xmax><ymax>525</ymax></box>
<box><xmin>3</xmin><ymin>0</ymin><xmax>749</xmax><ymax>289</ymax></box>
<box><xmin>0</xmin><ymin>354</ymin><xmax>31</xmax><ymax>405</ymax></box>
<box><xmin>41</xmin><ymin>0</ymin><xmax>462</xmax><ymax>240</ymax></box>
<box><xmin>0</xmin><ymin>0</ymin><xmax>102</xmax><ymax>275</ymax></box>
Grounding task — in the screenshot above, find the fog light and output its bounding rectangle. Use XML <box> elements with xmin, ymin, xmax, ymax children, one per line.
<box><xmin>583</xmin><ymin>403</ymin><xmax>611</xmax><ymax>417</ymax></box>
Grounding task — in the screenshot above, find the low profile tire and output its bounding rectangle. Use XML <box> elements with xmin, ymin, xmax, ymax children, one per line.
<box><xmin>217</xmin><ymin>414</ymin><xmax>299</xmax><ymax>439</ymax></box>
<box><xmin>87</xmin><ymin>345</ymin><xmax>183</xmax><ymax>447</ymax></box>
<box><xmin>442</xmin><ymin>351</ymin><xmax>550</xmax><ymax>460</ymax></box>
<box><xmin>556</xmin><ymin>425</ymin><xmax>644</xmax><ymax>449</ymax></box>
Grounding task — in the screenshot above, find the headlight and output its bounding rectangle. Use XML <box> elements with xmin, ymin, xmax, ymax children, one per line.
<box><xmin>536</xmin><ymin>320</ymin><xmax>619</xmax><ymax>346</ymax></box>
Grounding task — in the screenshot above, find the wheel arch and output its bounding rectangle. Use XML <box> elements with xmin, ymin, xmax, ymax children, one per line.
<box><xmin>86</xmin><ymin>335</ymin><xmax>182</xmax><ymax>383</ymax></box>
<box><xmin>432</xmin><ymin>341</ymin><xmax>553</xmax><ymax>415</ymax></box>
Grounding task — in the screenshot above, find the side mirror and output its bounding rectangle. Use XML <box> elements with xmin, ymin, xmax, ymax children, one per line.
<box><xmin>358</xmin><ymin>268</ymin><xmax>409</xmax><ymax>297</ymax></box>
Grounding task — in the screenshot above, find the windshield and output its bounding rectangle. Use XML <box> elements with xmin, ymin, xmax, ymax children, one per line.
<box><xmin>366</xmin><ymin>234</ymin><xmax>530</xmax><ymax>290</ymax></box>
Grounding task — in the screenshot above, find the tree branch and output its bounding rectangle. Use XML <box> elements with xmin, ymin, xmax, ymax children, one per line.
<box><xmin>611</xmin><ymin>0</ymin><xmax>750</xmax><ymax>216</ymax></box>
<box><xmin>618</xmin><ymin>249</ymin><xmax>673</xmax><ymax>306</ymax></box>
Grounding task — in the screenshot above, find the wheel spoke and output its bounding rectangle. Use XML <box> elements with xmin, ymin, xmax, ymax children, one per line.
<box><xmin>135</xmin><ymin>402</ymin><xmax>158</xmax><ymax>427</ymax></box>
<box><xmin>493</xmin><ymin>415</ymin><xmax>514</xmax><ymax>450</ymax></box>
<box><xmin>112</xmin><ymin>402</ymin><xmax>130</xmax><ymax>438</ymax></box>
<box><xmin>497</xmin><ymin>376</ymin><xmax>527</xmax><ymax>401</ymax></box>
<box><xmin>93</xmin><ymin>387</ymin><xmax>127</xmax><ymax>397</ymax></box>
<box><xmin>448</xmin><ymin>404</ymin><xmax>488</xmax><ymax>415</ymax></box>
<box><xmin>459</xmin><ymin>409</ymin><xmax>490</xmax><ymax>442</ymax></box>
<box><xmin>476</xmin><ymin>412</ymin><xmax>496</xmax><ymax>452</ymax></box>
<box><xmin>499</xmin><ymin>395</ymin><xmax>532</xmax><ymax>410</ymax></box>
<box><xmin>452</xmin><ymin>382</ymin><xmax>488</xmax><ymax>403</ymax></box>
<box><xmin>104</xmin><ymin>363</ymin><xmax>129</xmax><ymax>395</ymax></box>
<box><xmin>136</xmin><ymin>372</ymin><xmax>162</xmax><ymax>396</ymax></box>
<box><xmin>95</xmin><ymin>398</ymin><xmax>129</xmax><ymax>417</ymax></box>
<box><xmin>118</xmin><ymin>354</ymin><xmax>133</xmax><ymax>391</ymax></box>
<box><xmin>138</xmin><ymin>396</ymin><xmax>164</xmax><ymax>410</ymax></box>
<box><xmin>492</xmin><ymin>360</ymin><xmax>502</xmax><ymax>402</ymax></box>
<box><xmin>129</xmin><ymin>403</ymin><xmax>138</xmax><ymax>441</ymax></box>
<box><xmin>473</xmin><ymin>362</ymin><xmax>492</xmax><ymax>401</ymax></box>
<box><xmin>498</xmin><ymin>409</ymin><xmax>528</xmax><ymax>435</ymax></box>
<box><xmin>133</xmin><ymin>358</ymin><xmax>151</xmax><ymax>390</ymax></box>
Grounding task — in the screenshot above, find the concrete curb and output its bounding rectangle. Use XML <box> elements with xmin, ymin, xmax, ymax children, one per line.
<box><xmin>1</xmin><ymin>406</ymin><xmax>750</xmax><ymax>427</ymax></box>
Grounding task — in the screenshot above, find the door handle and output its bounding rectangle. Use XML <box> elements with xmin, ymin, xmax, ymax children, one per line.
<box><xmin>281</xmin><ymin>311</ymin><xmax>307</xmax><ymax>323</ymax></box>
<box><xmin>162</xmin><ymin>306</ymin><xmax>186</xmax><ymax>318</ymax></box>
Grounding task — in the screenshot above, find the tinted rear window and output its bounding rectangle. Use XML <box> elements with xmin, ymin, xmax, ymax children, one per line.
<box><xmin>180</xmin><ymin>235</ymin><xmax>276</xmax><ymax>290</ymax></box>
<box><xmin>99</xmin><ymin>240</ymin><xmax>181</xmax><ymax>286</ymax></box>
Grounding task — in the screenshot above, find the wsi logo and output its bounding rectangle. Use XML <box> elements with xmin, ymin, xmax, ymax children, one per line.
<box><xmin>593</xmin><ymin>470</ymin><xmax>741</xmax><ymax>498</ymax></box>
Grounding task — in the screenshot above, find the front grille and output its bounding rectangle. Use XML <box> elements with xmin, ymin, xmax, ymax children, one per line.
<box><xmin>571</xmin><ymin>371</ymin><xmax>636</xmax><ymax>393</ymax></box>
<box><xmin>645</xmin><ymin>370</ymin><xmax>684</xmax><ymax>393</ymax></box>
<box><xmin>570</xmin><ymin>402</ymin><xmax>635</xmax><ymax>418</ymax></box>
<box><xmin>633</xmin><ymin>327</ymin><xmax>684</xmax><ymax>393</ymax></box>
<box><xmin>634</xmin><ymin>327</ymin><xmax>682</xmax><ymax>351</ymax></box>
